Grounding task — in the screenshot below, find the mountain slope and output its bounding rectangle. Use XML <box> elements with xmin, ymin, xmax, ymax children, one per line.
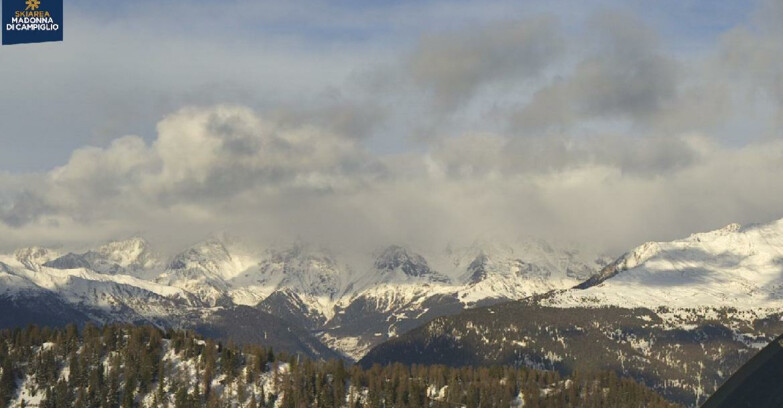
<box><xmin>701</xmin><ymin>332</ymin><xmax>783</xmax><ymax>408</ymax></box>
<box><xmin>359</xmin><ymin>301</ymin><xmax>783</xmax><ymax>406</ymax></box>
<box><xmin>0</xmin><ymin>292</ymin><xmax>95</xmax><ymax>329</ymax></box>
<box><xmin>43</xmin><ymin>237</ymin><xmax>161</xmax><ymax>278</ymax></box>
<box><xmin>549</xmin><ymin>220</ymin><xmax>783</xmax><ymax>309</ymax></box>
<box><xmin>450</xmin><ymin>239</ymin><xmax>601</xmax><ymax>305</ymax></box>
<box><xmin>361</xmin><ymin>218</ymin><xmax>783</xmax><ymax>406</ymax></box>
<box><xmin>317</xmin><ymin>241</ymin><xmax>607</xmax><ymax>359</ymax></box>
<box><xmin>194</xmin><ymin>305</ymin><xmax>344</xmax><ymax>360</ymax></box>
<box><xmin>0</xmin><ymin>324</ymin><xmax>682</xmax><ymax>408</ymax></box>
<box><xmin>0</xmin><ymin>236</ymin><xmax>607</xmax><ymax>360</ymax></box>
<box><xmin>0</xmin><ymin>243</ymin><xmax>337</xmax><ymax>360</ymax></box>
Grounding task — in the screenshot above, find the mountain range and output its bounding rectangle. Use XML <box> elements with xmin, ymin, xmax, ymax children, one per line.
<box><xmin>5</xmin><ymin>217</ymin><xmax>783</xmax><ymax>406</ymax></box>
<box><xmin>361</xmin><ymin>218</ymin><xmax>783</xmax><ymax>406</ymax></box>
<box><xmin>0</xmin><ymin>235</ymin><xmax>606</xmax><ymax>360</ymax></box>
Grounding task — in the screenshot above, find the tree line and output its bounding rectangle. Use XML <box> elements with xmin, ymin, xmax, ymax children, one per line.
<box><xmin>0</xmin><ymin>324</ymin><xmax>682</xmax><ymax>408</ymax></box>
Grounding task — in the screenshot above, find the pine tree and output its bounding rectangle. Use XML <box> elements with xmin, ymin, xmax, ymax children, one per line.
<box><xmin>104</xmin><ymin>356</ymin><xmax>121</xmax><ymax>408</ymax></box>
<box><xmin>0</xmin><ymin>324</ymin><xmax>685</xmax><ymax>408</ymax></box>
<box><xmin>203</xmin><ymin>339</ymin><xmax>217</xmax><ymax>398</ymax></box>
<box><xmin>0</xmin><ymin>356</ymin><xmax>17</xmax><ymax>408</ymax></box>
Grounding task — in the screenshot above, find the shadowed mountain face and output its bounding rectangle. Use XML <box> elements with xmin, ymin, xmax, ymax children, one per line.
<box><xmin>701</xmin><ymin>333</ymin><xmax>783</xmax><ymax>408</ymax></box>
<box><xmin>358</xmin><ymin>301</ymin><xmax>783</xmax><ymax>406</ymax></box>
<box><xmin>0</xmin><ymin>292</ymin><xmax>95</xmax><ymax>328</ymax></box>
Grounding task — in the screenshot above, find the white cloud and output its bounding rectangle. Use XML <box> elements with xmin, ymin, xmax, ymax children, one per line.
<box><xmin>1</xmin><ymin>105</ymin><xmax>783</xmax><ymax>256</ymax></box>
<box><xmin>2</xmin><ymin>1</ymin><xmax>783</xmax><ymax>256</ymax></box>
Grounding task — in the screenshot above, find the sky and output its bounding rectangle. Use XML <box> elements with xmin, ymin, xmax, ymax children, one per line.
<box><xmin>0</xmin><ymin>0</ymin><xmax>782</xmax><ymax>255</ymax></box>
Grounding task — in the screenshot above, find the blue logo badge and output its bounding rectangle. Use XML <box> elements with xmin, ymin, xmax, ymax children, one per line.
<box><xmin>2</xmin><ymin>0</ymin><xmax>63</xmax><ymax>45</ymax></box>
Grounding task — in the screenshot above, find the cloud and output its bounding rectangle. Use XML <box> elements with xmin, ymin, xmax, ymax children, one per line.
<box><xmin>513</xmin><ymin>11</ymin><xmax>678</xmax><ymax>132</ymax></box>
<box><xmin>719</xmin><ymin>0</ymin><xmax>783</xmax><ymax>105</ymax></box>
<box><xmin>271</xmin><ymin>88</ymin><xmax>386</xmax><ymax>140</ymax></box>
<box><xmin>0</xmin><ymin>191</ymin><xmax>52</xmax><ymax>228</ymax></box>
<box><xmin>2</xmin><ymin>2</ymin><xmax>783</xmax><ymax>257</ymax></box>
<box><xmin>0</xmin><ymin>106</ymin><xmax>384</xmax><ymax>248</ymax></box>
<box><xmin>408</xmin><ymin>17</ymin><xmax>565</xmax><ymax>111</ymax></box>
<box><xmin>2</xmin><ymin>104</ymin><xmax>783</xmax><ymax>257</ymax></box>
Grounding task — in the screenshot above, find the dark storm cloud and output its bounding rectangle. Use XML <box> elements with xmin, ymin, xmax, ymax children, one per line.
<box><xmin>513</xmin><ymin>11</ymin><xmax>677</xmax><ymax>131</ymax></box>
<box><xmin>0</xmin><ymin>191</ymin><xmax>52</xmax><ymax>228</ymax></box>
<box><xmin>408</xmin><ymin>17</ymin><xmax>565</xmax><ymax>111</ymax></box>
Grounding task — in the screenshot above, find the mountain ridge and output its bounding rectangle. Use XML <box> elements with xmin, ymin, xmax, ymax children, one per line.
<box><xmin>0</xmin><ymin>235</ymin><xmax>606</xmax><ymax>360</ymax></box>
<box><xmin>359</xmin><ymin>217</ymin><xmax>783</xmax><ymax>406</ymax></box>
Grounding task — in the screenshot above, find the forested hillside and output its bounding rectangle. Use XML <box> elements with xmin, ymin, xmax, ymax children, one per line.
<box><xmin>0</xmin><ymin>324</ymin><xmax>681</xmax><ymax>408</ymax></box>
<box><xmin>359</xmin><ymin>302</ymin><xmax>779</xmax><ymax>406</ymax></box>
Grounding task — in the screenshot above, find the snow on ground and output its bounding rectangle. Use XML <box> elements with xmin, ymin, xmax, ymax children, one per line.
<box><xmin>545</xmin><ymin>219</ymin><xmax>783</xmax><ymax>314</ymax></box>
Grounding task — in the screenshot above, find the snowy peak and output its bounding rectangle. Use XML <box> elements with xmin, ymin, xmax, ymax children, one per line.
<box><xmin>575</xmin><ymin>241</ymin><xmax>662</xmax><ymax>289</ymax></box>
<box><xmin>441</xmin><ymin>239</ymin><xmax>610</xmax><ymax>305</ymax></box>
<box><xmin>0</xmin><ymin>261</ymin><xmax>41</xmax><ymax>293</ymax></box>
<box><xmin>252</xmin><ymin>243</ymin><xmax>346</xmax><ymax>298</ymax></box>
<box><xmin>14</xmin><ymin>246</ymin><xmax>58</xmax><ymax>271</ymax></box>
<box><xmin>160</xmin><ymin>239</ymin><xmax>347</xmax><ymax>308</ymax></box>
<box><xmin>374</xmin><ymin>245</ymin><xmax>449</xmax><ymax>283</ymax></box>
<box><xmin>450</xmin><ymin>238</ymin><xmax>606</xmax><ymax>284</ymax></box>
<box><xmin>450</xmin><ymin>241</ymin><xmax>518</xmax><ymax>284</ymax></box>
<box><xmin>688</xmin><ymin>222</ymin><xmax>743</xmax><ymax>241</ymax></box>
<box><xmin>551</xmin><ymin>219</ymin><xmax>783</xmax><ymax>309</ymax></box>
<box><xmin>0</xmin><ymin>233</ymin><xmax>613</xmax><ymax>359</ymax></box>
<box><xmin>375</xmin><ymin>245</ymin><xmax>429</xmax><ymax>277</ymax></box>
<box><xmin>266</xmin><ymin>242</ymin><xmax>337</xmax><ymax>268</ymax></box>
<box><xmin>94</xmin><ymin>237</ymin><xmax>159</xmax><ymax>270</ymax></box>
<box><xmin>155</xmin><ymin>238</ymin><xmax>253</xmax><ymax>306</ymax></box>
<box><xmin>43</xmin><ymin>252</ymin><xmax>91</xmax><ymax>270</ymax></box>
<box><xmin>465</xmin><ymin>252</ymin><xmax>490</xmax><ymax>284</ymax></box>
<box><xmin>38</xmin><ymin>237</ymin><xmax>161</xmax><ymax>277</ymax></box>
<box><xmin>167</xmin><ymin>239</ymin><xmax>232</xmax><ymax>275</ymax></box>
<box><xmin>164</xmin><ymin>237</ymin><xmax>259</xmax><ymax>278</ymax></box>
<box><xmin>228</xmin><ymin>243</ymin><xmax>350</xmax><ymax>321</ymax></box>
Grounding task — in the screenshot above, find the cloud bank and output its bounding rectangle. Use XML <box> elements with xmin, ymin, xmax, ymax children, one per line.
<box><xmin>1</xmin><ymin>0</ymin><xmax>782</xmax><ymax>255</ymax></box>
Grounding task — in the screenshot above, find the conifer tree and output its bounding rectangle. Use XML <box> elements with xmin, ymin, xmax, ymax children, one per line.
<box><xmin>0</xmin><ymin>355</ymin><xmax>16</xmax><ymax>408</ymax></box>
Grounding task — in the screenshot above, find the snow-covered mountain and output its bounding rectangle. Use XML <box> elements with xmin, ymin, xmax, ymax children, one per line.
<box><xmin>1</xmin><ymin>242</ymin><xmax>198</xmax><ymax>327</ymax></box>
<box><xmin>546</xmin><ymin>219</ymin><xmax>783</xmax><ymax>311</ymax></box>
<box><xmin>449</xmin><ymin>239</ymin><xmax>600</xmax><ymax>305</ymax></box>
<box><xmin>360</xmin><ymin>217</ymin><xmax>783</xmax><ymax>406</ymax></box>
<box><xmin>42</xmin><ymin>237</ymin><xmax>161</xmax><ymax>278</ymax></box>
<box><xmin>154</xmin><ymin>239</ymin><xmax>243</xmax><ymax>306</ymax></box>
<box><xmin>5</xmin><ymin>217</ymin><xmax>783</xmax><ymax>404</ymax></box>
<box><xmin>7</xmin><ymin>216</ymin><xmax>783</xmax><ymax>365</ymax></box>
<box><xmin>235</xmin><ymin>242</ymin><xmax>350</xmax><ymax>326</ymax></box>
<box><xmin>0</xmin><ymin>235</ymin><xmax>607</xmax><ymax>360</ymax></box>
